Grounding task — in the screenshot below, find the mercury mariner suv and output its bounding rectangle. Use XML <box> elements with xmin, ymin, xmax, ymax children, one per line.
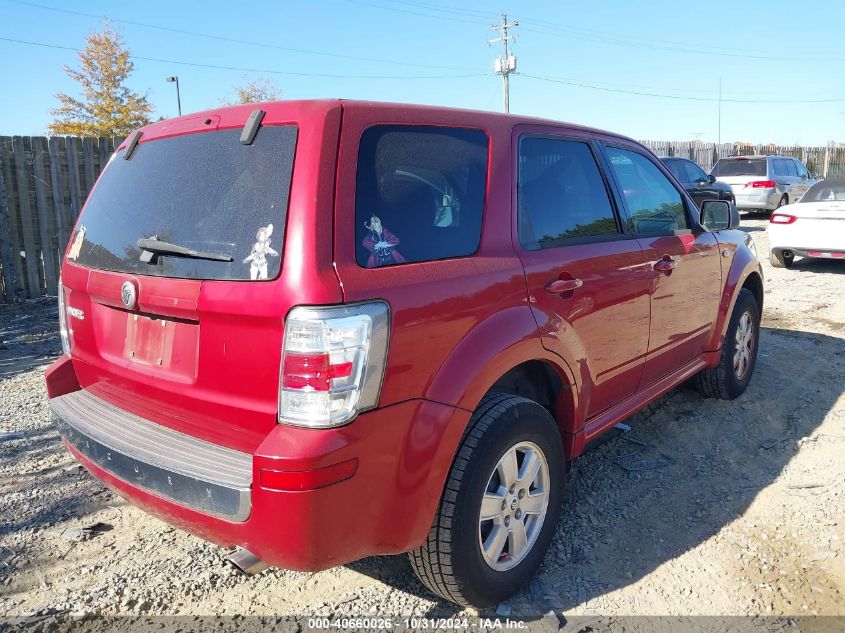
<box><xmin>46</xmin><ymin>100</ymin><xmax>763</xmax><ymax>607</ymax></box>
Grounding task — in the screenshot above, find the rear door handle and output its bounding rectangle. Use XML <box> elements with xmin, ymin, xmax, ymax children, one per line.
<box><xmin>653</xmin><ymin>256</ymin><xmax>678</xmax><ymax>273</ymax></box>
<box><xmin>545</xmin><ymin>278</ymin><xmax>583</xmax><ymax>294</ymax></box>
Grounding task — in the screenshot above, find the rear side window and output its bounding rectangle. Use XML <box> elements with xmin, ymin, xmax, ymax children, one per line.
<box><xmin>355</xmin><ymin>126</ymin><xmax>488</xmax><ymax>268</ymax></box>
<box><xmin>69</xmin><ymin>126</ymin><xmax>297</xmax><ymax>281</ymax></box>
<box><xmin>663</xmin><ymin>159</ymin><xmax>687</xmax><ymax>182</ymax></box>
<box><xmin>773</xmin><ymin>159</ymin><xmax>789</xmax><ymax>177</ymax></box>
<box><xmin>605</xmin><ymin>146</ymin><xmax>689</xmax><ymax>234</ymax></box>
<box><xmin>712</xmin><ymin>158</ymin><xmax>767</xmax><ymax>177</ymax></box>
<box><xmin>518</xmin><ymin>138</ymin><xmax>619</xmax><ymax>249</ymax></box>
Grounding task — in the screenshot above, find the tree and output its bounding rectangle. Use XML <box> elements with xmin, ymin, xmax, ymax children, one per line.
<box><xmin>224</xmin><ymin>77</ymin><xmax>282</xmax><ymax>105</ymax></box>
<box><xmin>49</xmin><ymin>23</ymin><xmax>152</xmax><ymax>137</ymax></box>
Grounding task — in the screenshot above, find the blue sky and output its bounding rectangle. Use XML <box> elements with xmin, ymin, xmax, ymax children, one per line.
<box><xmin>1</xmin><ymin>0</ymin><xmax>843</xmax><ymax>144</ymax></box>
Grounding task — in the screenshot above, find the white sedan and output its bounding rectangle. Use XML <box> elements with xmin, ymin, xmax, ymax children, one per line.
<box><xmin>768</xmin><ymin>178</ymin><xmax>845</xmax><ymax>268</ymax></box>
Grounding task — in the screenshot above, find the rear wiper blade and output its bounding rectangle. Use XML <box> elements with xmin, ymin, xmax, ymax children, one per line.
<box><xmin>137</xmin><ymin>238</ymin><xmax>233</xmax><ymax>264</ymax></box>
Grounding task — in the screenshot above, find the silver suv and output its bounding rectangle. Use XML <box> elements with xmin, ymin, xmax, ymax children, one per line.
<box><xmin>710</xmin><ymin>155</ymin><xmax>816</xmax><ymax>213</ymax></box>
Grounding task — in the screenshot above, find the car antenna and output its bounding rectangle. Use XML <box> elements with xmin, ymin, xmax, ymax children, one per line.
<box><xmin>240</xmin><ymin>109</ymin><xmax>266</xmax><ymax>146</ymax></box>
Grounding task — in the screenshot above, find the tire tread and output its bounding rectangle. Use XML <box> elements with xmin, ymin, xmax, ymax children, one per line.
<box><xmin>408</xmin><ymin>393</ymin><xmax>529</xmax><ymax>605</ymax></box>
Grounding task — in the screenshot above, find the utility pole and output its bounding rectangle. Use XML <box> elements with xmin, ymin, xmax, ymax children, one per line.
<box><xmin>717</xmin><ymin>77</ymin><xmax>722</xmax><ymax>146</ymax></box>
<box><xmin>488</xmin><ymin>13</ymin><xmax>518</xmax><ymax>113</ymax></box>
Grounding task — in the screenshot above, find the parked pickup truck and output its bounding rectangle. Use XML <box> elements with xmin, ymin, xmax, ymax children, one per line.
<box><xmin>46</xmin><ymin>100</ymin><xmax>763</xmax><ymax>608</ymax></box>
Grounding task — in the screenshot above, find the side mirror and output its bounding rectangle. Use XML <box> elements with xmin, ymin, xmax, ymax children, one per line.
<box><xmin>707</xmin><ymin>174</ymin><xmax>716</xmax><ymax>184</ymax></box>
<box><xmin>700</xmin><ymin>199</ymin><xmax>738</xmax><ymax>231</ymax></box>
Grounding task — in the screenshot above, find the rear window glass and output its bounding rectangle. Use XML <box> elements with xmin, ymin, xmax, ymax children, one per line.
<box><xmin>68</xmin><ymin>126</ymin><xmax>297</xmax><ymax>281</ymax></box>
<box><xmin>712</xmin><ymin>158</ymin><xmax>767</xmax><ymax>177</ymax></box>
<box><xmin>801</xmin><ymin>179</ymin><xmax>845</xmax><ymax>202</ymax></box>
<box><xmin>355</xmin><ymin>126</ymin><xmax>488</xmax><ymax>268</ymax></box>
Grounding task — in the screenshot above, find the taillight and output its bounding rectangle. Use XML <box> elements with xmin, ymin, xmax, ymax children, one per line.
<box><xmin>770</xmin><ymin>214</ymin><xmax>797</xmax><ymax>224</ymax></box>
<box><xmin>745</xmin><ymin>180</ymin><xmax>777</xmax><ymax>188</ymax></box>
<box><xmin>57</xmin><ymin>281</ymin><xmax>72</xmax><ymax>356</ymax></box>
<box><xmin>279</xmin><ymin>302</ymin><xmax>390</xmax><ymax>428</ymax></box>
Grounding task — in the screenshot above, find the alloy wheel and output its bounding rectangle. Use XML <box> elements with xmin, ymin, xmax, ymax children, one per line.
<box><xmin>733</xmin><ymin>310</ymin><xmax>755</xmax><ymax>380</ymax></box>
<box><xmin>478</xmin><ymin>441</ymin><xmax>550</xmax><ymax>571</ymax></box>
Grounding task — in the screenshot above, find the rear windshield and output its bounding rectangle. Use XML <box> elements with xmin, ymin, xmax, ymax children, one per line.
<box><xmin>67</xmin><ymin>126</ymin><xmax>297</xmax><ymax>281</ymax></box>
<box><xmin>801</xmin><ymin>179</ymin><xmax>845</xmax><ymax>202</ymax></box>
<box><xmin>712</xmin><ymin>158</ymin><xmax>767</xmax><ymax>177</ymax></box>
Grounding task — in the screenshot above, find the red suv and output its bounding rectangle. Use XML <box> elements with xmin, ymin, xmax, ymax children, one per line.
<box><xmin>46</xmin><ymin>100</ymin><xmax>763</xmax><ymax>608</ymax></box>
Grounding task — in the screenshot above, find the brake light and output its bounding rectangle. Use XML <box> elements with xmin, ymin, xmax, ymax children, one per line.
<box><xmin>770</xmin><ymin>214</ymin><xmax>796</xmax><ymax>224</ymax></box>
<box><xmin>279</xmin><ymin>302</ymin><xmax>390</xmax><ymax>428</ymax></box>
<box><xmin>745</xmin><ymin>180</ymin><xmax>777</xmax><ymax>188</ymax></box>
<box><xmin>57</xmin><ymin>281</ymin><xmax>72</xmax><ymax>356</ymax></box>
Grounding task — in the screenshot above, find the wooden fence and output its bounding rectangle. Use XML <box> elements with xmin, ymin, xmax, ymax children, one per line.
<box><xmin>0</xmin><ymin>135</ymin><xmax>120</xmax><ymax>303</ymax></box>
<box><xmin>0</xmin><ymin>135</ymin><xmax>843</xmax><ymax>303</ymax></box>
<box><xmin>639</xmin><ymin>141</ymin><xmax>845</xmax><ymax>177</ymax></box>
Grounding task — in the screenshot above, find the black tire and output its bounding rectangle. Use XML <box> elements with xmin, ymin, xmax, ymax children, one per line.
<box><xmin>776</xmin><ymin>194</ymin><xmax>788</xmax><ymax>209</ymax></box>
<box><xmin>409</xmin><ymin>393</ymin><xmax>565</xmax><ymax>608</ymax></box>
<box><xmin>695</xmin><ymin>288</ymin><xmax>760</xmax><ymax>400</ymax></box>
<box><xmin>769</xmin><ymin>249</ymin><xmax>794</xmax><ymax>268</ymax></box>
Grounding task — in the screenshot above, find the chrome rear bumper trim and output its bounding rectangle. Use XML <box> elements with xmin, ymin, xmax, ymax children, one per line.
<box><xmin>51</xmin><ymin>390</ymin><xmax>252</xmax><ymax>522</ymax></box>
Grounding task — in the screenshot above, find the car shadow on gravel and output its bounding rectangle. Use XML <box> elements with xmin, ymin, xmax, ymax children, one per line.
<box><xmin>347</xmin><ymin>326</ymin><xmax>845</xmax><ymax>619</ymax></box>
<box><xmin>788</xmin><ymin>259</ymin><xmax>845</xmax><ymax>276</ymax></box>
<box><xmin>0</xmin><ymin>300</ymin><xmax>61</xmax><ymax>380</ymax></box>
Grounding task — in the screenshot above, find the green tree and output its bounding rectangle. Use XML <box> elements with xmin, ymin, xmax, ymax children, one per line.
<box><xmin>49</xmin><ymin>23</ymin><xmax>152</xmax><ymax>137</ymax></box>
<box><xmin>225</xmin><ymin>77</ymin><xmax>282</xmax><ymax>105</ymax></box>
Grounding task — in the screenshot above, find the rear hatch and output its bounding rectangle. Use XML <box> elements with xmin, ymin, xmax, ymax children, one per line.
<box><xmin>711</xmin><ymin>157</ymin><xmax>769</xmax><ymax>190</ymax></box>
<box><xmin>60</xmin><ymin>102</ymin><xmax>343</xmax><ymax>452</ymax></box>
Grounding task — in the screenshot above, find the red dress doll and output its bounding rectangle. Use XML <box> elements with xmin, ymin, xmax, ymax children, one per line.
<box><xmin>362</xmin><ymin>215</ymin><xmax>406</xmax><ymax>268</ymax></box>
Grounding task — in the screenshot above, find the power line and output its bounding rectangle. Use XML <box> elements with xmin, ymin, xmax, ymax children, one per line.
<box><xmin>349</xmin><ymin>0</ymin><xmax>845</xmax><ymax>63</ymax></box>
<box><xmin>5</xmin><ymin>0</ymin><xmax>480</xmax><ymax>72</ymax></box>
<box><xmin>520</xmin><ymin>73</ymin><xmax>845</xmax><ymax>104</ymax></box>
<box><xmin>0</xmin><ymin>35</ymin><xmax>487</xmax><ymax>80</ymax></box>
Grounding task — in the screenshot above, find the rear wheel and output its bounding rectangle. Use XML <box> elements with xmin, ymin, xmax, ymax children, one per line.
<box><xmin>695</xmin><ymin>288</ymin><xmax>760</xmax><ymax>400</ymax></box>
<box><xmin>770</xmin><ymin>249</ymin><xmax>794</xmax><ymax>268</ymax></box>
<box><xmin>409</xmin><ymin>393</ymin><xmax>564</xmax><ymax>608</ymax></box>
<box><xmin>775</xmin><ymin>194</ymin><xmax>788</xmax><ymax>209</ymax></box>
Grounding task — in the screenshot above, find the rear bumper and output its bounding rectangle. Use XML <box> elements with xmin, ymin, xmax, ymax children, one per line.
<box><xmin>52</xmin><ymin>390</ymin><xmax>252</xmax><ymax>522</ymax></box>
<box><xmin>733</xmin><ymin>188</ymin><xmax>781</xmax><ymax>210</ymax></box>
<box><xmin>47</xmin><ymin>356</ymin><xmax>471</xmax><ymax>572</ymax></box>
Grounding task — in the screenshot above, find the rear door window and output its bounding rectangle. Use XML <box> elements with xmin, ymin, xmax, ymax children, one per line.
<box><xmin>355</xmin><ymin>126</ymin><xmax>488</xmax><ymax>268</ymax></box>
<box><xmin>518</xmin><ymin>137</ymin><xmax>620</xmax><ymax>249</ymax></box>
<box><xmin>712</xmin><ymin>158</ymin><xmax>767</xmax><ymax>177</ymax></box>
<box><xmin>604</xmin><ymin>146</ymin><xmax>690</xmax><ymax>234</ymax></box>
<box><xmin>68</xmin><ymin>126</ymin><xmax>297</xmax><ymax>281</ymax></box>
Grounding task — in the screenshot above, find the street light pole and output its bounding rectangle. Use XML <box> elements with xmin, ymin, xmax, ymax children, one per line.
<box><xmin>166</xmin><ymin>76</ymin><xmax>182</xmax><ymax>116</ymax></box>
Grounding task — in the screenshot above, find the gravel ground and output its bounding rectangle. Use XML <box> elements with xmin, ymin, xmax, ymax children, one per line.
<box><xmin>1</xmin><ymin>215</ymin><xmax>843</xmax><ymax>626</ymax></box>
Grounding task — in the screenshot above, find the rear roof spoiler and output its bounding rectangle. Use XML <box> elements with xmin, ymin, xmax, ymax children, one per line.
<box><xmin>240</xmin><ymin>109</ymin><xmax>266</xmax><ymax>146</ymax></box>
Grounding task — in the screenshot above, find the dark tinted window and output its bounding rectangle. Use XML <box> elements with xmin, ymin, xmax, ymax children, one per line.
<box><xmin>355</xmin><ymin>126</ymin><xmax>488</xmax><ymax>268</ymax></box>
<box><xmin>684</xmin><ymin>160</ymin><xmax>708</xmax><ymax>182</ymax></box>
<box><xmin>712</xmin><ymin>158</ymin><xmax>767</xmax><ymax>177</ymax></box>
<box><xmin>773</xmin><ymin>159</ymin><xmax>789</xmax><ymax>177</ymax></box>
<box><xmin>785</xmin><ymin>159</ymin><xmax>798</xmax><ymax>177</ymax></box>
<box><xmin>69</xmin><ymin>126</ymin><xmax>297</xmax><ymax>281</ymax></box>
<box><xmin>605</xmin><ymin>146</ymin><xmax>689</xmax><ymax>233</ymax></box>
<box><xmin>663</xmin><ymin>159</ymin><xmax>687</xmax><ymax>182</ymax></box>
<box><xmin>801</xmin><ymin>179</ymin><xmax>845</xmax><ymax>202</ymax></box>
<box><xmin>518</xmin><ymin>138</ymin><xmax>619</xmax><ymax>249</ymax></box>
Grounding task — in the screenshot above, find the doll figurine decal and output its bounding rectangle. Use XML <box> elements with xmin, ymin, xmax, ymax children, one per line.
<box><xmin>362</xmin><ymin>215</ymin><xmax>405</xmax><ymax>268</ymax></box>
<box><xmin>243</xmin><ymin>223</ymin><xmax>279</xmax><ymax>280</ymax></box>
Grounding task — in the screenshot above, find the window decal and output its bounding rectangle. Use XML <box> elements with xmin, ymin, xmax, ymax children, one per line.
<box><xmin>243</xmin><ymin>223</ymin><xmax>279</xmax><ymax>280</ymax></box>
<box><xmin>362</xmin><ymin>215</ymin><xmax>405</xmax><ymax>268</ymax></box>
